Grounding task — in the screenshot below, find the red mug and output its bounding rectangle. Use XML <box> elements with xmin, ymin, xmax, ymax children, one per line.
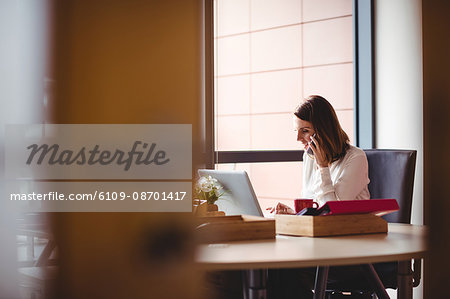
<box><xmin>294</xmin><ymin>199</ymin><xmax>319</xmax><ymax>213</ymax></box>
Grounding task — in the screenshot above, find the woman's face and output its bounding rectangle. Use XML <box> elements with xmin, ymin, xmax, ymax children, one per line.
<box><xmin>293</xmin><ymin>116</ymin><xmax>315</xmax><ymax>149</ymax></box>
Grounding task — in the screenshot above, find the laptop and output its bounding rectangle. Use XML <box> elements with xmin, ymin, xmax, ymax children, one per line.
<box><xmin>197</xmin><ymin>169</ymin><xmax>264</xmax><ymax>217</ymax></box>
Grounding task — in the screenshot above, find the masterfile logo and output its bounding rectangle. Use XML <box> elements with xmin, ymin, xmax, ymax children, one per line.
<box><xmin>5</xmin><ymin>124</ymin><xmax>191</xmax><ymax>180</ymax></box>
<box><xmin>26</xmin><ymin>141</ymin><xmax>170</xmax><ymax>171</ymax></box>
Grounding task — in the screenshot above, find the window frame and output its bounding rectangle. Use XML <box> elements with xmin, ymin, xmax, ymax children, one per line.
<box><xmin>202</xmin><ymin>0</ymin><xmax>374</xmax><ymax>167</ymax></box>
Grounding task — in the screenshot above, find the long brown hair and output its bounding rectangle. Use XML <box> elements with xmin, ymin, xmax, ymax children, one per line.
<box><xmin>294</xmin><ymin>95</ymin><xmax>350</xmax><ymax>164</ymax></box>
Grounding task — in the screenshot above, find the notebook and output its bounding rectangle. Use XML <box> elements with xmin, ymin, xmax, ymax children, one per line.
<box><xmin>316</xmin><ymin>199</ymin><xmax>399</xmax><ymax>216</ymax></box>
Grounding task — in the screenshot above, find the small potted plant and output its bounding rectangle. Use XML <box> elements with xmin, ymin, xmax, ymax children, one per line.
<box><xmin>194</xmin><ymin>175</ymin><xmax>225</xmax><ymax>216</ymax></box>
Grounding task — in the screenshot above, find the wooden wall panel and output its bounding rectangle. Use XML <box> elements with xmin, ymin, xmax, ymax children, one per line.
<box><xmin>50</xmin><ymin>1</ymin><xmax>205</xmax><ymax>298</ymax></box>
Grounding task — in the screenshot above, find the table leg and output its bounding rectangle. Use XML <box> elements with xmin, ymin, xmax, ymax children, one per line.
<box><xmin>26</xmin><ymin>236</ymin><xmax>35</xmax><ymax>260</ymax></box>
<box><xmin>313</xmin><ymin>266</ymin><xmax>329</xmax><ymax>299</ymax></box>
<box><xmin>243</xmin><ymin>269</ymin><xmax>267</xmax><ymax>299</ymax></box>
<box><xmin>397</xmin><ymin>260</ymin><xmax>413</xmax><ymax>299</ymax></box>
<box><xmin>361</xmin><ymin>264</ymin><xmax>390</xmax><ymax>299</ymax></box>
<box><xmin>34</xmin><ymin>239</ymin><xmax>56</xmax><ymax>267</ymax></box>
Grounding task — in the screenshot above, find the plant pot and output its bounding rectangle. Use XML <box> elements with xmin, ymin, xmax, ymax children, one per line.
<box><xmin>193</xmin><ymin>200</ymin><xmax>225</xmax><ymax>216</ymax></box>
<box><xmin>207</xmin><ymin>204</ymin><xmax>218</xmax><ymax>212</ymax></box>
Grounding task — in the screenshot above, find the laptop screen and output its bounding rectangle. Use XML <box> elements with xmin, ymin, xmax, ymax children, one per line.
<box><xmin>197</xmin><ymin>169</ymin><xmax>263</xmax><ymax>217</ymax></box>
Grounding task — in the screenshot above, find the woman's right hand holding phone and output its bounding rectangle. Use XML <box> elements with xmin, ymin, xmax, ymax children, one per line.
<box><xmin>309</xmin><ymin>134</ymin><xmax>328</xmax><ymax>168</ymax></box>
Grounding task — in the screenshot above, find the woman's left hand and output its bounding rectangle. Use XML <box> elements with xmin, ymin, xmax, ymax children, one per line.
<box><xmin>266</xmin><ymin>202</ymin><xmax>295</xmax><ymax>215</ymax></box>
<box><xmin>309</xmin><ymin>135</ymin><xmax>328</xmax><ymax>168</ymax></box>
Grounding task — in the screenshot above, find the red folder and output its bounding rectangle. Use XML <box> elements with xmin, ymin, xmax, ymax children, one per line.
<box><xmin>317</xmin><ymin>199</ymin><xmax>399</xmax><ymax>216</ymax></box>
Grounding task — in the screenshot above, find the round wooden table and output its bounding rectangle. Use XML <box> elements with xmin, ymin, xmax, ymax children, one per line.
<box><xmin>197</xmin><ymin>223</ymin><xmax>427</xmax><ymax>299</ymax></box>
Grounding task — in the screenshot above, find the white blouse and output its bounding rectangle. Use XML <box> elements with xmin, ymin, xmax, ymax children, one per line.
<box><xmin>301</xmin><ymin>145</ymin><xmax>370</xmax><ymax>207</ymax></box>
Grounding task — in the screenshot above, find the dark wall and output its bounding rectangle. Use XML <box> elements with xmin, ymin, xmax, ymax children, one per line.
<box><xmin>423</xmin><ymin>0</ymin><xmax>450</xmax><ymax>297</ymax></box>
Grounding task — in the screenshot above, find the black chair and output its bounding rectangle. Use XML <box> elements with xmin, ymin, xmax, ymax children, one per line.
<box><xmin>365</xmin><ymin>149</ymin><xmax>416</xmax><ymax>224</ymax></box>
<box><xmin>319</xmin><ymin>149</ymin><xmax>420</xmax><ymax>299</ymax></box>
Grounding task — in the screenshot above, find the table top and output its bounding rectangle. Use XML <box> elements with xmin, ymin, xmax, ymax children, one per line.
<box><xmin>17</xmin><ymin>228</ymin><xmax>52</xmax><ymax>239</ymax></box>
<box><xmin>196</xmin><ymin>223</ymin><xmax>427</xmax><ymax>270</ymax></box>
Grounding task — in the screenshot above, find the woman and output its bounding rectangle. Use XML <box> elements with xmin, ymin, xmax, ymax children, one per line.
<box><xmin>208</xmin><ymin>96</ymin><xmax>372</xmax><ymax>299</ymax></box>
<box><xmin>268</xmin><ymin>95</ymin><xmax>371</xmax><ymax>299</ymax></box>
<box><xmin>270</xmin><ymin>95</ymin><xmax>370</xmax><ymax>214</ymax></box>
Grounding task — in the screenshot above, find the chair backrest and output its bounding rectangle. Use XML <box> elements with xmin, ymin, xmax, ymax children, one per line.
<box><xmin>363</xmin><ymin>150</ymin><xmax>417</xmax><ymax>224</ymax></box>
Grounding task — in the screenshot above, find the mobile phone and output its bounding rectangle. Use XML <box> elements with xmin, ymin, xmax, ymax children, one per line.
<box><xmin>296</xmin><ymin>207</ymin><xmax>319</xmax><ymax>216</ymax></box>
<box><xmin>306</xmin><ymin>133</ymin><xmax>316</xmax><ymax>156</ymax></box>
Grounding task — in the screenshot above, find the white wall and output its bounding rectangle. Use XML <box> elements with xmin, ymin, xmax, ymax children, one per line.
<box><xmin>0</xmin><ymin>0</ymin><xmax>48</xmax><ymax>297</ymax></box>
<box><xmin>375</xmin><ymin>0</ymin><xmax>423</xmax><ymax>297</ymax></box>
<box><xmin>375</xmin><ymin>0</ymin><xmax>423</xmax><ymax>225</ymax></box>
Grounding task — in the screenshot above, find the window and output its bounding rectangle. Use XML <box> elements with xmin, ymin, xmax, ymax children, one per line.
<box><xmin>208</xmin><ymin>0</ymin><xmax>371</xmax><ymax>213</ymax></box>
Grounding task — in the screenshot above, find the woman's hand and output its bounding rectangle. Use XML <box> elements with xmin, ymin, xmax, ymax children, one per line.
<box><xmin>266</xmin><ymin>202</ymin><xmax>295</xmax><ymax>215</ymax></box>
<box><xmin>309</xmin><ymin>135</ymin><xmax>328</xmax><ymax>168</ymax></box>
